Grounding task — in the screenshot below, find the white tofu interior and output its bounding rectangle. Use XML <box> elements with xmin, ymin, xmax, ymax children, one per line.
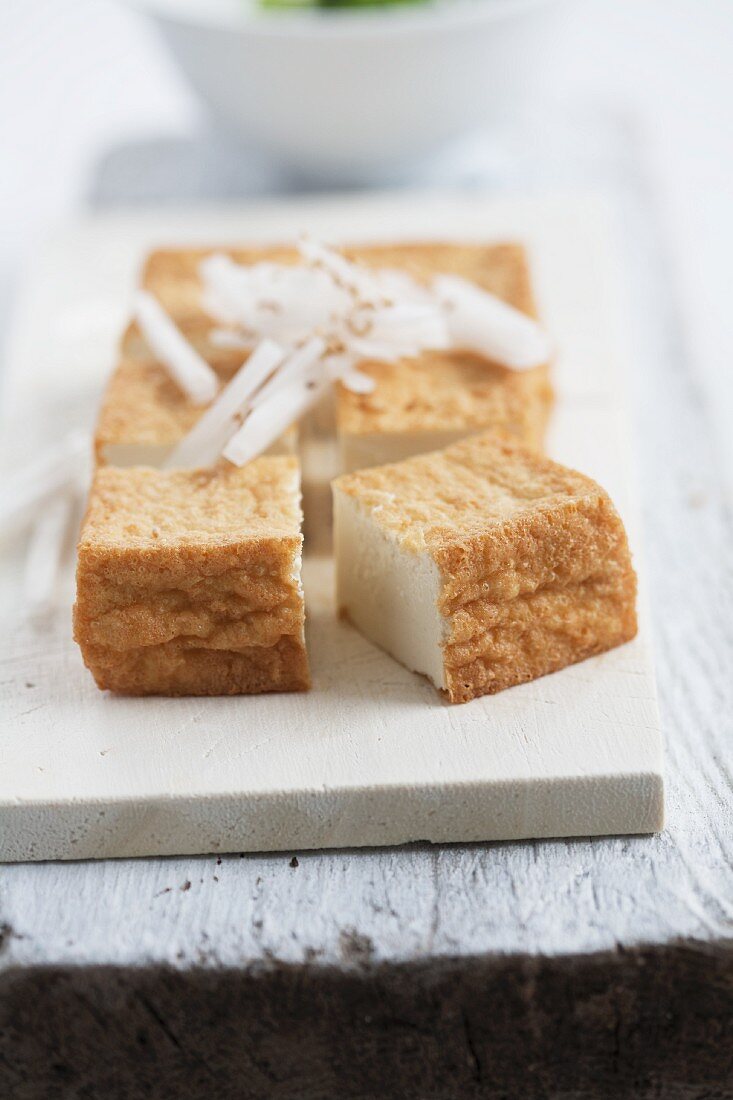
<box><xmin>340</xmin><ymin>428</ymin><xmax>472</xmax><ymax>474</ymax></box>
<box><xmin>301</xmin><ymin>436</ymin><xmax>341</xmax><ymax>553</ymax></box>
<box><xmin>101</xmin><ymin>428</ymin><xmax>297</xmax><ymax>469</ymax></box>
<box><xmin>304</xmin><ymin>388</ymin><xmax>336</xmax><ymax>438</ymax></box>
<box><xmin>338</xmin><ymin>429</ymin><xmax>471</xmax><ymax>473</ymax></box>
<box><xmin>334</xmin><ymin>489</ymin><xmax>446</xmax><ymax>689</ymax></box>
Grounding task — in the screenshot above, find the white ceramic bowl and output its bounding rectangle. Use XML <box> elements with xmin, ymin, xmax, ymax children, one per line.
<box><xmin>129</xmin><ymin>0</ymin><xmax>566</xmax><ymax>182</ymax></box>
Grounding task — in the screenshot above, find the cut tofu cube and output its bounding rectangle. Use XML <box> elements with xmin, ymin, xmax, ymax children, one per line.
<box><xmin>73</xmin><ymin>456</ymin><xmax>309</xmax><ymax>696</ymax></box>
<box><xmin>337</xmin><ymin>353</ymin><xmax>552</xmax><ymax>473</ymax></box>
<box><xmin>335</xmin><ymin>242</ymin><xmax>553</xmax><ymax>471</ymax></box>
<box><xmin>333</xmin><ymin>433</ymin><xmax>637</xmax><ymax>703</ymax></box>
<box><xmin>95</xmin><ymin>323</ymin><xmax>296</xmax><ymax>468</ymax></box>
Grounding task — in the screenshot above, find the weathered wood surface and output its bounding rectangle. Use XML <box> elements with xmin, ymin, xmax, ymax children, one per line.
<box><xmin>0</xmin><ymin>194</ymin><xmax>731</xmax><ymax>1097</ymax></box>
<box><xmin>1</xmin><ymin>944</ymin><xmax>732</xmax><ymax>1099</ymax></box>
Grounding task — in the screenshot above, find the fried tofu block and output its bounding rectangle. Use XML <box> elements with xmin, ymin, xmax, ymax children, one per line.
<box><xmin>333</xmin><ymin>433</ymin><xmax>637</xmax><ymax>703</ymax></box>
<box><xmin>92</xmin><ymin>245</ymin><xmax>312</xmax><ymax>465</ymax></box>
<box><xmin>95</xmin><ymin>321</ymin><xmax>296</xmax><ymax>467</ymax></box>
<box><xmin>337</xmin><ymin>350</ymin><xmax>552</xmax><ymax>472</ymax></box>
<box><xmin>130</xmin><ymin>242</ymin><xmax>553</xmax><ymax>467</ymax></box>
<box><xmin>73</xmin><ymin>457</ymin><xmax>309</xmax><ymax>696</ymax></box>
<box><xmin>334</xmin><ymin>243</ymin><xmax>553</xmax><ymax>471</ymax></box>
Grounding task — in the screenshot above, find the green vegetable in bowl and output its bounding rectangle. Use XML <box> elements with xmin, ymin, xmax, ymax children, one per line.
<box><xmin>261</xmin><ymin>0</ymin><xmax>427</xmax><ymax>9</ymax></box>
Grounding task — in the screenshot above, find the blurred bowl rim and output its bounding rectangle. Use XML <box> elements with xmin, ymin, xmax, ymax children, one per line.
<box><xmin>121</xmin><ymin>0</ymin><xmax>560</xmax><ymax>39</ymax></box>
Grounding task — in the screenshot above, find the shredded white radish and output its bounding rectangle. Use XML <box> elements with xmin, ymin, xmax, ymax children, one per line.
<box><xmin>298</xmin><ymin>238</ymin><xmax>365</xmax><ymax>294</ymax></box>
<box><xmin>201</xmin><ymin>243</ymin><xmax>548</xmax><ymax>377</ymax></box>
<box><xmin>0</xmin><ymin>432</ymin><xmax>90</xmax><ymax>540</ymax></box>
<box><xmin>163</xmin><ymin>339</ymin><xmax>286</xmax><ymax>470</ymax></box>
<box><xmin>200</xmin><ymin>254</ymin><xmax>259</xmax><ymax>326</ymax></box>
<box><xmin>209</xmin><ymin>328</ymin><xmax>256</xmax><ymax>350</ymax></box>
<box><xmin>432</xmin><ymin>275</ymin><xmax>551</xmax><ymax>370</ymax></box>
<box><xmin>23</xmin><ymin>495</ymin><xmax>75</xmax><ymax>615</ymax></box>
<box><xmin>296</xmin><ymin>240</ymin><xmax>432</xmax><ymax>311</ymax></box>
<box><xmin>249</xmin><ymin>337</ymin><xmax>326</xmax><ymax>406</ymax></box>
<box><xmin>366</xmin><ymin>302</ymin><xmax>450</xmax><ymax>340</ymax></box>
<box><xmin>202</xmin><ymin>253</ymin><xmax>347</xmax><ymax>343</ymax></box>
<box><xmin>224</xmin><ymin>376</ymin><xmax>330</xmax><ymax>469</ymax></box>
<box><xmin>135</xmin><ymin>291</ymin><xmax>219</xmax><ymax>405</ymax></box>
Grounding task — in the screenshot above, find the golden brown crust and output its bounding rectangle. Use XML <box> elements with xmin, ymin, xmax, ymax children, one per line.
<box><xmin>74</xmin><ymin>536</ymin><xmax>305</xmax><ymax>651</ymax></box>
<box><xmin>96</xmin><ymin>357</ymin><xmax>219</xmax><ymax>457</ymax></box>
<box><xmin>333</xmin><ymin>433</ymin><xmax>595</xmax><ymax>552</ymax></box>
<box><xmin>333</xmin><ymin>242</ymin><xmax>552</xmax><ymax>447</ymax></box>
<box><xmin>79</xmin><ymin>458</ymin><xmax>301</xmax><ymax>548</ymax></box>
<box><xmin>80</xmin><ymin>635</ymin><xmax>310</xmax><ymax>696</ymax></box>
<box><xmin>334</xmin><ymin>433</ymin><xmax>637</xmax><ymax>703</ymax></box>
<box><xmin>336</xmin><ymin>356</ymin><xmax>552</xmax><ymax>441</ymax></box>
<box><xmin>73</xmin><ymin>459</ymin><xmax>309</xmax><ymax>696</ymax></box>
<box><xmin>439</xmin><ymin>496</ymin><xmax>637</xmax><ymax>702</ymax></box>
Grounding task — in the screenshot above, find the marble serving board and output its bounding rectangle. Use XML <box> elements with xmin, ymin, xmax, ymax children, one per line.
<box><xmin>0</xmin><ymin>192</ymin><xmax>664</xmax><ymax>862</ymax></box>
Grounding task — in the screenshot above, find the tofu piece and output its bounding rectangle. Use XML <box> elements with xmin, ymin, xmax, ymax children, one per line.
<box><xmin>73</xmin><ymin>457</ymin><xmax>309</xmax><ymax>696</ymax></box>
<box><xmin>333</xmin><ymin>433</ymin><xmax>637</xmax><ymax>703</ymax></box>
<box><xmin>94</xmin><ymin>247</ymin><xmax>304</xmax><ymax>466</ymax></box>
<box><xmin>95</xmin><ymin>322</ymin><xmax>296</xmax><ymax>467</ymax></box>
<box><xmin>137</xmin><ymin>242</ymin><xmax>553</xmax><ymax>470</ymax></box>
<box><xmin>335</xmin><ymin>242</ymin><xmax>553</xmax><ymax>471</ymax></box>
<box><xmin>338</xmin><ymin>353</ymin><xmax>552</xmax><ymax>473</ymax></box>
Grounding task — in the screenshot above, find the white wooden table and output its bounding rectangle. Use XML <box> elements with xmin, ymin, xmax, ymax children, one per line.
<box><xmin>1</xmin><ymin>3</ymin><xmax>732</xmax><ymax>1097</ymax></box>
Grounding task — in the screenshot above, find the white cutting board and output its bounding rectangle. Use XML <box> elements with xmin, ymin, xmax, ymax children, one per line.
<box><xmin>0</xmin><ymin>192</ymin><xmax>664</xmax><ymax>862</ymax></box>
